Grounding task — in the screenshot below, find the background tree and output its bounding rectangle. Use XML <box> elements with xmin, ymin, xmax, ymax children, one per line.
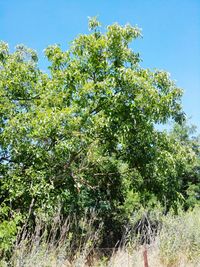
<box><xmin>169</xmin><ymin>122</ymin><xmax>200</xmax><ymax>208</ymax></box>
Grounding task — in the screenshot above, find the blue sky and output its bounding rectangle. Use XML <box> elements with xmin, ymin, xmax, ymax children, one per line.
<box><xmin>1</xmin><ymin>0</ymin><xmax>200</xmax><ymax>131</ymax></box>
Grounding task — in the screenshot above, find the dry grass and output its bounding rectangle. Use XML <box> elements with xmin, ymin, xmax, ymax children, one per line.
<box><xmin>1</xmin><ymin>208</ymin><xmax>200</xmax><ymax>267</ymax></box>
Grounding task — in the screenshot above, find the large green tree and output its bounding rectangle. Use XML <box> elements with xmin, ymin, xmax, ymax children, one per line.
<box><xmin>0</xmin><ymin>18</ymin><xmax>197</xmax><ymax>246</ymax></box>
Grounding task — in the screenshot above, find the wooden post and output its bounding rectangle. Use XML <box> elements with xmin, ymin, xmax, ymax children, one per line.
<box><xmin>143</xmin><ymin>245</ymin><xmax>149</xmax><ymax>267</ymax></box>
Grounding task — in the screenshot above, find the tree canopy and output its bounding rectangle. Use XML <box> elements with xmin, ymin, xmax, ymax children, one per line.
<box><xmin>0</xmin><ymin>17</ymin><xmax>199</xmax><ymax>249</ymax></box>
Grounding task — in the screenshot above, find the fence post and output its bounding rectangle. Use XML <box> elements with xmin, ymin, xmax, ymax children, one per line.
<box><xmin>143</xmin><ymin>245</ymin><xmax>149</xmax><ymax>267</ymax></box>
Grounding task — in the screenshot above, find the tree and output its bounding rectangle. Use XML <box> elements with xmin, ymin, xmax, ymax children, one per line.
<box><xmin>170</xmin><ymin>121</ymin><xmax>200</xmax><ymax>208</ymax></box>
<box><xmin>0</xmin><ymin>18</ymin><xmax>197</xmax><ymax>247</ymax></box>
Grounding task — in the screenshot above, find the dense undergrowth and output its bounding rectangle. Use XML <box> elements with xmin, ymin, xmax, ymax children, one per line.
<box><xmin>1</xmin><ymin>207</ymin><xmax>200</xmax><ymax>267</ymax></box>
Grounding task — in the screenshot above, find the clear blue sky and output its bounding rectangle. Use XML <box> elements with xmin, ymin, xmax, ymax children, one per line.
<box><xmin>1</xmin><ymin>0</ymin><xmax>200</xmax><ymax>131</ymax></box>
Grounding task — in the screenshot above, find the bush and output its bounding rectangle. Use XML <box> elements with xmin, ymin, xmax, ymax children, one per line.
<box><xmin>159</xmin><ymin>207</ymin><xmax>200</xmax><ymax>266</ymax></box>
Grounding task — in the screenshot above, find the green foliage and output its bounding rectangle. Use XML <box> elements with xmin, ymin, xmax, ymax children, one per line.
<box><xmin>0</xmin><ymin>206</ymin><xmax>22</xmax><ymax>257</ymax></box>
<box><xmin>170</xmin><ymin>121</ymin><xmax>200</xmax><ymax>208</ymax></box>
<box><xmin>0</xmin><ymin>17</ymin><xmax>199</xmax><ymax>252</ymax></box>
